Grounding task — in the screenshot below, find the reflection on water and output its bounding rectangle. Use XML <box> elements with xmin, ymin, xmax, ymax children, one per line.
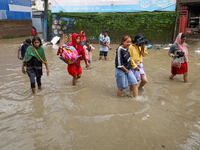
<box><xmin>0</xmin><ymin>37</ymin><xmax>200</xmax><ymax>150</ymax></box>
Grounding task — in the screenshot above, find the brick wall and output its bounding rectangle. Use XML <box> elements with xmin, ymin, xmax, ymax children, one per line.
<box><xmin>0</xmin><ymin>20</ymin><xmax>32</xmax><ymax>38</ymax></box>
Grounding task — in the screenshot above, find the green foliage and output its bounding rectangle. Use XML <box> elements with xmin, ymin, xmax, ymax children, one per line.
<box><xmin>6</xmin><ymin>36</ymin><xmax>18</xmax><ymax>39</ymax></box>
<box><xmin>47</xmin><ymin>10</ymin><xmax>52</xmax><ymax>40</ymax></box>
<box><xmin>50</xmin><ymin>12</ymin><xmax>177</xmax><ymax>43</ymax></box>
<box><xmin>6</xmin><ymin>35</ymin><xmax>29</xmax><ymax>39</ymax></box>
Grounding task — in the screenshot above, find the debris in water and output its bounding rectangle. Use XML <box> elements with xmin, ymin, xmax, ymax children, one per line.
<box><xmin>161</xmin><ymin>101</ymin><xmax>165</xmax><ymax>105</ymax></box>
<box><xmin>147</xmin><ymin>44</ymin><xmax>152</xmax><ymax>49</ymax></box>
<box><xmin>195</xmin><ymin>49</ymin><xmax>200</xmax><ymax>53</ymax></box>
<box><xmin>195</xmin><ymin>63</ymin><xmax>200</xmax><ymax>65</ymax></box>
<box><xmin>163</xmin><ymin>47</ymin><xmax>170</xmax><ymax>50</ymax></box>
<box><xmin>186</xmin><ymin>102</ymin><xmax>195</xmax><ymax>107</ymax></box>
<box><xmin>161</xmin><ymin>145</ymin><xmax>165</xmax><ymax>148</ymax></box>
<box><xmin>146</xmin><ymin>113</ymin><xmax>150</xmax><ymax>118</ymax></box>
<box><xmin>51</xmin><ymin>36</ymin><xmax>60</xmax><ymax>45</ymax></box>
<box><xmin>133</xmin><ymin>113</ymin><xmax>134</xmax><ymax>115</ymax></box>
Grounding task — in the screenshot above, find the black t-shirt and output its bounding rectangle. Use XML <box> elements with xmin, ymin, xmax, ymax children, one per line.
<box><xmin>115</xmin><ymin>46</ymin><xmax>131</xmax><ymax>70</ymax></box>
<box><xmin>20</xmin><ymin>42</ymin><xmax>30</xmax><ymax>58</ymax></box>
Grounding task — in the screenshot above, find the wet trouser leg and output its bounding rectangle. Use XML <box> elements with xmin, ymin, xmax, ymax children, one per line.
<box><xmin>36</xmin><ymin>76</ymin><xmax>41</xmax><ymax>87</ymax></box>
<box><xmin>30</xmin><ymin>76</ymin><xmax>41</xmax><ymax>88</ymax></box>
<box><xmin>29</xmin><ymin>76</ymin><xmax>36</xmax><ymax>88</ymax></box>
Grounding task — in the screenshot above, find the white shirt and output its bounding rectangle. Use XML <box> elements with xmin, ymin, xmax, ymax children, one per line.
<box><xmin>100</xmin><ymin>36</ymin><xmax>110</xmax><ymax>52</ymax></box>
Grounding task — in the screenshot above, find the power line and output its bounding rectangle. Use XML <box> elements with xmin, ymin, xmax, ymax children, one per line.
<box><xmin>54</xmin><ymin>0</ymin><xmax>67</xmax><ymax>12</ymax></box>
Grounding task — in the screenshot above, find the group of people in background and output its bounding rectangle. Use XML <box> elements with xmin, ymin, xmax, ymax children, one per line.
<box><xmin>18</xmin><ymin>27</ymin><xmax>189</xmax><ymax>96</ymax></box>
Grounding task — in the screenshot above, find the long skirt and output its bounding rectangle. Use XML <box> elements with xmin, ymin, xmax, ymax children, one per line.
<box><xmin>171</xmin><ymin>62</ymin><xmax>188</xmax><ymax>75</ymax></box>
<box><xmin>68</xmin><ymin>64</ymin><xmax>82</xmax><ymax>77</ymax></box>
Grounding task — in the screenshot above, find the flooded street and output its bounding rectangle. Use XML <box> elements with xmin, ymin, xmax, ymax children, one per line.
<box><xmin>0</xmin><ymin>37</ymin><xmax>200</xmax><ymax>150</ymax></box>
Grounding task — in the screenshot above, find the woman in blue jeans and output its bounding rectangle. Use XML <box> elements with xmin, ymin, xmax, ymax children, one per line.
<box><xmin>115</xmin><ymin>35</ymin><xmax>138</xmax><ymax>97</ymax></box>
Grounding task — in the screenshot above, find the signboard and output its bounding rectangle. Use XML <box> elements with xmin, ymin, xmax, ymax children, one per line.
<box><xmin>52</xmin><ymin>0</ymin><xmax>176</xmax><ymax>13</ymax></box>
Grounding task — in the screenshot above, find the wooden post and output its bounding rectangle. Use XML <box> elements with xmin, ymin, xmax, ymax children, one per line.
<box><xmin>173</xmin><ymin>0</ymin><xmax>180</xmax><ymax>41</ymax></box>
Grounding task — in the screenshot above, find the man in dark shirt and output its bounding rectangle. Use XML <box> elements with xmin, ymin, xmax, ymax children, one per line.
<box><xmin>18</xmin><ymin>39</ymin><xmax>31</xmax><ymax>60</ymax></box>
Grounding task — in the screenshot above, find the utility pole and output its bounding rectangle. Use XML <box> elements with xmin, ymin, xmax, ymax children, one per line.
<box><xmin>43</xmin><ymin>0</ymin><xmax>48</xmax><ymax>41</ymax></box>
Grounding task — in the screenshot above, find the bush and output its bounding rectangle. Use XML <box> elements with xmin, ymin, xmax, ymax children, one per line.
<box><xmin>49</xmin><ymin>12</ymin><xmax>176</xmax><ymax>43</ymax></box>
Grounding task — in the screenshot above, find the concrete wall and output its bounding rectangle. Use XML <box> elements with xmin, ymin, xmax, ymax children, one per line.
<box><xmin>0</xmin><ymin>20</ymin><xmax>32</xmax><ymax>38</ymax></box>
<box><xmin>31</xmin><ymin>0</ymin><xmax>51</xmax><ymax>11</ymax></box>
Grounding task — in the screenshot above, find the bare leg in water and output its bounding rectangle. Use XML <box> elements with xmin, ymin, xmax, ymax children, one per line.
<box><xmin>169</xmin><ymin>74</ymin><xmax>176</xmax><ymax>80</ymax></box>
<box><xmin>183</xmin><ymin>72</ymin><xmax>188</xmax><ymax>83</ymax></box>
<box><xmin>139</xmin><ymin>74</ymin><xmax>147</xmax><ymax>89</ymax></box>
<box><xmin>73</xmin><ymin>74</ymin><xmax>81</xmax><ymax>85</ymax></box>
<box><xmin>103</xmin><ymin>41</ymin><xmax>112</xmax><ymax>50</ymax></box>
<box><xmin>117</xmin><ymin>89</ymin><xmax>123</xmax><ymax>97</ymax></box>
<box><xmin>106</xmin><ymin>43</ymin><xmax>112</xmax><ymax>50</ymax></box>
<box><xmin>32</xmin><ymin>88</ymin><xmax>36</xmax><ymax>94</ymax></box>
<box><xmin>120</xmin><ymin>84</ymin><xmax>138</xmax><ymax>97</ymax></box>
<box><xmin>130</xmin><ymin>84</ymin><xmax>138</xmax><ymax>97</ymax></box>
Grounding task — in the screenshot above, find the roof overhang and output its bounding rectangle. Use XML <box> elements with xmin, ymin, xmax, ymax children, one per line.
<box><xmin>181</xmin><ymin>0</ymin><xmax>200</xmax><ymax>2</ymax></box>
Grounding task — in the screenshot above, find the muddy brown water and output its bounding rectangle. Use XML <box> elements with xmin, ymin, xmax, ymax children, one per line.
<box><xmin>0</xmin><ymin>37</ymin><xmax>200</xmax><ymax>150</ymax></box>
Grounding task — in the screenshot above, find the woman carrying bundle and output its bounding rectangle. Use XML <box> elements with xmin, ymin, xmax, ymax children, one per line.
<box><xmin>67</xmin><ymin>33</ymin><xmax>89</xmax><ymax>85</ymax></box>
<box><xmin>168</xmin><ymin>33</ymin><xmax>188</xmax><ymax>82</ymax></box>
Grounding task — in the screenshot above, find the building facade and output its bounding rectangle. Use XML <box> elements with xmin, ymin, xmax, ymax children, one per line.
<box><xmin>31</xmin><ymin>0</ymin><xmax>51</xmax><ymax>33</ymax></box>
<box><xmin>179</xmin><ymin>0</ymin><xmax>200</xmax><ymax>34</ymax></box>
<box><xmin>0</xmin><ymin>0</ymin><xmax>32</xmax><ymax>38</ymax></box>
<box><xmin>32</xmin><ymin>0</ymin><xmax>51</xmax><ymax>12</ymax></box>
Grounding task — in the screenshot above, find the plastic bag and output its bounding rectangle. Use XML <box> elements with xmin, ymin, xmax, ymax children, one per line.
<box><xmin>172</xmin><ymin>58</ymin><xmax>181</xmax><ymax>68</ymax></box>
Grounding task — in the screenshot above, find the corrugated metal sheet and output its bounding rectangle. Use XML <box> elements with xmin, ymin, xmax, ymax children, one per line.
<box><xmin>0</xmin><ymin>10</ymin><xmax>7</xmax><ymax>19</ymax></box>
<box><xmin>0</xmin><ymin>0</ymin><xmax>31</xmax><ymax>20</ymax></box>
<box><xmin>0</xmin><ymin>0</ymin><xmax>31</xmax><ymax>8</ymax></box>
<box><xmin>32</xmin><ymin>18</ymin><xmax>43</xmax><ymax>33</ymax></box>
<box><xmin>6</xmin><ymin>11</ymin><xmax>31</xmax><ymax>20</ymax></box>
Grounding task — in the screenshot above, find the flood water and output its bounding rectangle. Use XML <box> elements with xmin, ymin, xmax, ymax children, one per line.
<box><xmin>0</xmin><ymin>37</ymin><xmax>200</xmax><ymax>150</ymax></box>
